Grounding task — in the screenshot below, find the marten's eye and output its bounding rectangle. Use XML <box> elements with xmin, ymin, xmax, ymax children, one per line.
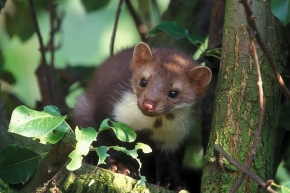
<box><xmin>139</xmin><ymin>78</ymin><xmax>147</xmax><ymax>87</ymax></box>
<box><xmin>168</xmin><ymin>90</ymin><xmax>178</xmax><ymax>98</ymax></box>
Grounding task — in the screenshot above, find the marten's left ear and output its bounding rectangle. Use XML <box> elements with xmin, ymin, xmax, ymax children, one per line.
<box><xmin>132</xmin><ymin>42</ymin><xmax>153</xmax><ymax>66</ymax></box>
<box><xmin>188</xmin><ymin>66</ymin><xmax>212</xmax><ymax>88</ymax></box>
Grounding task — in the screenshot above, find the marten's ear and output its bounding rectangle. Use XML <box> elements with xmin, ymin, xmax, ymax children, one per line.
<box><xmin>188</xmin><ymin>66</ymin><xmax>212</xmax><ymax>88</ymax></box>
<box><xmin>132</xmin><ymin>42</ymin><xmax>153</xmax><ymax>65</ymax></box>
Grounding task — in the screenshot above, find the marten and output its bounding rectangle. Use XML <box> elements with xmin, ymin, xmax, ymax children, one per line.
<box><xmin>74</xmin><ymin>42</ymin><xmax>212</xmax><ymax>191</ymax></box>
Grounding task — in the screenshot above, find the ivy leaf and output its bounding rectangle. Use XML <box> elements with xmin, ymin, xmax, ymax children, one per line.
<box><xmin>188</xmin><ymin>34</ymin><xmax>205</xmax><ymax>45</ymax></box>
<box><xmin>98</xmin><ymin>118</ymin><xmax>111</xmax><ymax>131</ymax></box>
<box><xmin>9</xmin><ymin>105</ymin><xmax>67</xmax><ymax>139</ymax></box>
<box><xmin>271</xmin><ymin>0</ymin><xmax>290</xmax><ymax>26</ymax></box>
<box><xmin>67</xmin><ymin>127</ymin><xmax>97</xmax><ymax>171</ymax></box>
<box><xmin>146</xmin><ymin>21</ymin><xmax>189</xmax><ymax>39</ymax></box>
<box><xmin>0</xmin><ymin>144</ymin><xmax>40</xmax><ymax>184</ymax></box>
<box><xmin>98</xmin><ymin>119</ymin><xmax>137</xmax><ymax>143</ymax></box>
<box><xmin>111</xmin><ymin>121</ymin><xmax>136</xmax><ymax>142</ymax></box>
<box><xmin>111</xmin><ymin>142</ymin><xmax>152</xmax><ymax>178</ymax></box>
<box><xmin>134</xmin><ymin>142</ymin><xmax>152</xmax><ymax>154</ymax></box>
<box><xmin>95</xmin><ymin>146</ymin><xmax>109</xmax><ymax>165</ymax></box>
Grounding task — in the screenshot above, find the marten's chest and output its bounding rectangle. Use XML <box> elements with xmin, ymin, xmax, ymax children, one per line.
<box><xmin>113</xmin><ymin>91</ymin><xmax>195</xmax><ymax>153</ymax></box>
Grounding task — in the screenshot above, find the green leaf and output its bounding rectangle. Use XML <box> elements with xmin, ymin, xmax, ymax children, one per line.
<box><xmin>135</xmin><ymin>142</ymin><xmax>152</xmax><ymax>154</ymax></box>
<box><xmin>98</xmin><ymin>118</ymin><xmax>111</xmax><ymax>131</ymax></box>
<box><xmin>5</xmin><ymin>0</ymin><xmax>34</xmax><ymax>42</ymax></box>
<box><xmin>81</xmin><ymin>0</ymin><xmax>110</xmax><ymax>12</ymax></box>
<box><xmin>112</xmin><ymin>146</ymin><xmax>138</xmax><ymax>159</ymax></box>
<box><xmin>271</xmin><ymin>0</ymin><xmax>290</xmax><ymax>26</ymax></box>
<box><xmin>111</xmin><ymin>143</ymin><xmax>152</xmax><ymax>178</ymax></box>
<box><xmin>0</xmin><ymin>144</ymin><xmax>40</xmax><ymax>184</ymax></box>
<box><xmin>98</xmin><ymin>119</ymin><xmax>137</xmax><ymax>143</ymax></box>
<box><xmin>37</xmin><ymin>130</ymin><xmax>67</xmax><ymax>144</ymax></box>
<box><xmin>95</xmin><ymin>146</ymin><xmax>109</xmax><ymax>165</ymax></box>
<box><xmin>43</xmin><ymin>105</ymin><xmax>62</xmax><ymax>116</ymax></box>
<box><xmin>111</xmin><ymin>121</ymin><xmax>136</xmax><ymax>142</ymax></box>
<box><xmin>146</xmin><ymin>21</ymin><xmax>189</xmax><ymax>39</ymax></box>
<box><xmin>8</xmin><ymin>105</ymin><xmax>67</xmax><ymax>138</ymax></box>
<box><xmin>67</xmin><ymin>127</ymin><xmax>97</xmax><ymax>171</ymax></box>
<box><xmin>188</xmin><ymin>34</ymin><xmax>205</xmax><ymax>45</ymax></box>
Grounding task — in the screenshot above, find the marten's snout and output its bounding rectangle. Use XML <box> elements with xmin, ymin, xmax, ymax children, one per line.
<box><xmin>143</xmin><ymin>101</ymin><xmax>154</xmax><ymax>112</ymax></box>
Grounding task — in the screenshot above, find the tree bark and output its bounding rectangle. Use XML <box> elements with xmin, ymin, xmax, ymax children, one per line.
<box><xmin>201</xmin><ymin>0</ymin><xmax>286</xmax><ymax>192</ymax></box>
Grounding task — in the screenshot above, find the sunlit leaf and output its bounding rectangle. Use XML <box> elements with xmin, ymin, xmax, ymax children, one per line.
<box><xmin>271</xmin><ymin>0</ymin><xmax>290</xmax><ymax>26</ymax></box>
<box><xmin>111</xmin><ymin>121</ymin><xmax>136</xmax><ymax>142</ymax></box>
<box><xmin>67</xmin><ymin>127</ymin><xmax>97</xmax><ymax>171</ymax></box>
<box><xmin>135</xmin><ymin>142</ymin><xmax>152</xmax><ymax>154</ymax></box>
<box><xmin>9</xmin><ymin>105</ymin><xmax>67</xmax><ymax>138</ymax></box>
<box><xmin>98</xmin><ymin>119</ymin><xmax>136</xmax><ymax>142</ymax></box>
<box><xmin>95</xmin><ymin>146</ymin><xmax>109</xmax><ymax>165</ymax></box>
<box><xmin>0</xmin><ymin>144</ymin><xmax>40</xmax><ymax>184</ymax></box>
<box><xmin>98</xmin><ymin>118</ymin><xmax>111</xmax><ymax>131</ymax></box>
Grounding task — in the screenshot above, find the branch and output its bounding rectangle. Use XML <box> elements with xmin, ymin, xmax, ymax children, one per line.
<box><xmin>49</xmin><ymin>0</ymin><xmax>55</xmax><ymax>67</ymax></box>
<box><xmin>110</xmin><ymin>0</ymin><xmax>125</xmax><ymax>55</ymax></box>
<box><xmin>214</xmin><ymin>145</ymin><xmax>277</xmax><ymax>193</ymax></box>
<box><xmin>239</xmin><ymin>0</ymin><xmax>290</xmax><ymax>101</ymax></box>
<box><xmin>125</xmin><ymin>0</ymin><xmax>146</xmax><ymax>42</ymax></box>
<box><xmin>28</xmin><ymin>0</ymin><xmax>47</xmax><ymax>65</ymax></box>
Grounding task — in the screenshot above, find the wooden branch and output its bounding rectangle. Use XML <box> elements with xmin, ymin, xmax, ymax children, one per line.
<box><xmin>49</xmin><ymin>0</ymin><xmax>55</xmax><ymax>67</ymax></box>
<box><xmin>239</xmin><ymin>0</ymin><xmax>290</xmax><ymax>101</ymax></box>
<box><xmin>28</xmin><ymin>0</ymin><xmax>47</xmax><ymax>65</ymax></box>
<box><xmin>125</xmin><ymin>0</ymin><xmax>146</xmax><ymax>42</ymax></box>
<box><xmin>214</xmin><ymin>145</ymin><xmax>277</xmax><ymax>193</ymax></box>
<box><xmin>110</xmin><ymin>0</ymin><xmax>124</xmax><ymax>56</ymax></box>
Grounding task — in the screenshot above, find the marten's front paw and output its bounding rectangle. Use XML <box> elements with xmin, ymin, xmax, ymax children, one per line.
<box><xmin>158</xmin><ymin>179</ymin><xmax>188</xmax><ymax>192</ymax></box>
<box><xmin>105</xmin><ymin>158</ymin><xmax>139</xmax><ymax>179</ymax></box>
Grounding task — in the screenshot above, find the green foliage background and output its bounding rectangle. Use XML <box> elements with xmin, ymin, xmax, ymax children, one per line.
<box><xmin>0</xmin><ymin>0</ymin><xmax>169</xmax><ymax>108</ymax></box>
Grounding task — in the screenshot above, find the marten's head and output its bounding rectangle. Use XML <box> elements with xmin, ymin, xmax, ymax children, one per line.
<box><xmin>130</xmin><ymin>42</ymin><xmax>212</xmax><ymax>117</ymax></box>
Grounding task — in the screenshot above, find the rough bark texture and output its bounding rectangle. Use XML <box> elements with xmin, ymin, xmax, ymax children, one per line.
<box><xmin>201</xmin><ymin>0</ymin><xmax>286</xmax><ymax>192</ymax></box>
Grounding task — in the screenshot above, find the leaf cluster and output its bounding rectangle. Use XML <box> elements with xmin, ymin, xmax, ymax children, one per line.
<box><xmin>0</xmin><ymin>105</ymin><xmax>151</xmax><ymax>187</ymax></box>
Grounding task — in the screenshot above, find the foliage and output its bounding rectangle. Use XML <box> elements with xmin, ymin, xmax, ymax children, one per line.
<box><xmin>0</xmin><ymin>144</ymin><xmax>41</xmax><ymax>184</ymax></box>
<box><xmin>0</xmin><ymin>105</ymin><xmax>151</xmax><ymax>186</ymax></box>
<box><xmin>271</xmin><ymin>0</ymin><xmax>290</xmax><ymax>26</ymax></box>
<box><xmin>147</xmin><ymin>21</ymin><xmax>221</xmax><ymax>60</ymax></box>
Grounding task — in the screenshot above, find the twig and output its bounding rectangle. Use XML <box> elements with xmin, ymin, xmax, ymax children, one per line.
<box><xmin>125</xmin><ymin>0</ymin><xmax>146</xmax><ymax>42</ymax></box>
<box><xmin>110</xmin><ymin>0</ymin><xmax>124</xmax><ymax>56</ymax></box>
<box><xmin>214</xmin><ymin>145</ymin><xmax>277</xmax><ymax>193</ymax></box>
<box><xmin>28</xmin><ymin>0</ymin><xmax>47</xmax><ymax>65</ymax></box>
<box><xmin>49</xmin><ymin>0</ymin><xmax>55</xmax><ymax>67</ymax></box>
<box><xmin>239</xmin><ymin>0</ymin><xmax>290</xmax><ymax>101</ymax></box>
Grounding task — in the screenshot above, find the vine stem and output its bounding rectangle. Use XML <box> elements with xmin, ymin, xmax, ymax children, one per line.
<box><xmin>214</xmin><ymin>145</ymin><xmax>276</xmax><ymax>193</ymax></box>
<box><xmin>28</xmin><ymin>0</ymin><xmax>47</xmax><ymax>65</ymax></box>
<box><xmin>110</xmin><ymin>0</ymin><xmax>124</xmax><ymax>56</ymax></box>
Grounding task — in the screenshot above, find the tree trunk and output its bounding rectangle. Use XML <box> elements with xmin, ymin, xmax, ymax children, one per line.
<box><xmin>201</xmin><ymin>0</ymin><xmax>286</xmax><ymax>192</ymax></box>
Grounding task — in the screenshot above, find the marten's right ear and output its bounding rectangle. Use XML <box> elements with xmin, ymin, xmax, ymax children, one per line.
<box><xmin>132</xmin><ymin>42</ymin><xmax>153</xmax><ymax>65</ymax></box>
